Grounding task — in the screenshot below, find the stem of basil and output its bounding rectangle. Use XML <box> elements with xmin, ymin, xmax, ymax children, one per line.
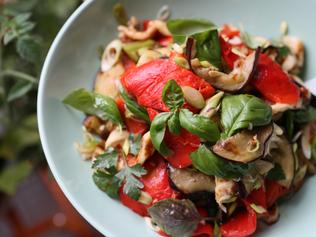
<box><xmin>0</xmin><ymin>69</ymin><xmax>38</xmax><ymax>84</ymax></box>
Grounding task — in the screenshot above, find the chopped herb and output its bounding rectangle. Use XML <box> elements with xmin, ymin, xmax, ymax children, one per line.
<box><xmin>128</xmin><ymin>133</ymin><xmax>142</xmax><ymax>156</ymax></box>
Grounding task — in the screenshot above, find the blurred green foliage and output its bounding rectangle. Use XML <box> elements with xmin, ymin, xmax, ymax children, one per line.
<box><xmin>0</xmin><ymin>0</ymin><xmax>81</xmax><ymax>195</ymax></box>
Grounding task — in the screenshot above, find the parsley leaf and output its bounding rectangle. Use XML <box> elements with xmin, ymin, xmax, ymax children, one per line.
<box><xmin>116</xmin><ymin>164</ymin><xmax>147</xmax><ymax>200</ymax></box>
<box><xmin>93</xmin><ymin>171</ymin><xmax>121</xmax><ymax>199</ymax></box>
<box><xmin>92</xmin><ymin>147</ymin><xmax>118</xmax><ymax>171</ymax></box>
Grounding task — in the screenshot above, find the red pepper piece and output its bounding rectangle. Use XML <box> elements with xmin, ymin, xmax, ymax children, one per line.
<box><xmin>219</xmin><ymin>36</ymin><xmax>240</xmax><ymax>70</ymax></box>
<box><xmin>141</xmin><ymin>155</ymin><xmax>179</xmax><ymax>202</ymax></box>
<box><xmin>122</xmin><ymin>53</ymin><xmax>136</xmax><ymax>70</ymax></box>
<box><xmin>119</xmin><ymin>187</ymin><xmax>149</xmax><ymax>216</ymax></box>
<box><xmin>246</xmin><ymin>187</ymin><xmax>267</xmax><ymax>209</ymax></box>
<box><xmin>121</xmin><ymin>58</ymin><xmax>215</xmax><ymax>111</ymax></box>
<box><xmin>265</xmin><ymin>180</ymin><xmax>288</xmax><ymax>208</ymax></box>
<box><xmin>120</xmin><ymin>155</ymin><xmax>178</xmax><ymax>216</ymax></box>
<box><xmin>220</xmin><ymin>24</ymin><xmax>240</xmax><ymax>39</ymax></box>
<box><xmin>252</xmin><ymin>54</ymin><xmax>300</xmax><ymax>104</ymax></box>
<box><xmin>125</xmin><ymin>117</ymin><xmax>148</xmax><ymax>134</ymax></box>
<box><xmin>164</xmin><ymin>129</ymin><xmax>200</xmax><ymax>168</ymax></box>
<box><xmin>147</xmin><ymin>108</ymin><xmax>160</xmax><ymax>121</ymax></box>
<box><xmin>220</xmin><ymin>202</ymin><xmax>257</xmax><ymax>237</ymax></box>
<box><xmin>158</xmin><ymin>36</ymin><xmax>173</xmax><ymax>46</ymax></box>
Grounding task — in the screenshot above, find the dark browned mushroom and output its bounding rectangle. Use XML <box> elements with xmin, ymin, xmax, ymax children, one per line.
<box><xmin>212</xmin><ymin>124</ymin><xmax>273</xmax><ymax>163</ymax></box>
<box><xmin>191</xmin><ymin>49</ymin><xmax>260</xmax><ymax>92</ymax></box>
<box><xmin>169</xmin><ymin>167</ymin><xmax>215</xmax><ymax>194</ymax></box>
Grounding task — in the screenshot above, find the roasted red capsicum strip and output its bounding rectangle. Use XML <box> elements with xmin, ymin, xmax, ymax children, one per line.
<box><xmin>220</xmin><ymin>202</ymin><xmax>257</xmax><ymax>237</ymax></box>
<box><xmin>120</xmin><ymin>155</ymin><xmax>178</xmax><ymax>216</ymax></box>
<box><xmin>252</xmin><ymin>53</ymin><xmax>300</xmax><ymax>104</ymax></box>
<box><xmin>121</xmin><ymin>58</ymin><xmax>215</xmax><ymax>112</ymax></box>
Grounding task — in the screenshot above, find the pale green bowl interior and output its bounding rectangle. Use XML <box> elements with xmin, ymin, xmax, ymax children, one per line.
<box><xmin>38</xmin><ymin>0</ymin><xmax>316</xmax><ymax>236</ymax></box>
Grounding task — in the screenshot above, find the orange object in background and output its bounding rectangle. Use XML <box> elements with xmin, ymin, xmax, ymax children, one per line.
<box><xmin>0</xmin><ymin>168</ymin><xmax>102</xmax><ymax>237</ymax></box>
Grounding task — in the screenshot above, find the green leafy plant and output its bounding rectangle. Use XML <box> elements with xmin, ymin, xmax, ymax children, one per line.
<box><xmin>0</xmin><ymin>0</ymin><xmax>81</xmax><ymax>195</ymax></box>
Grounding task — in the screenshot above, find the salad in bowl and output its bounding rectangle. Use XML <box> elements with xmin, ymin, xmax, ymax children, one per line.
<box><xmin>62</xmin><ymin>4</ymin><xmax>316</xmax><ymax>237</ymax></box>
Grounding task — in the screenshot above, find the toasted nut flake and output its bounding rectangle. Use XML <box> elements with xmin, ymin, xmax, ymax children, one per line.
<box><xmin>182</xmin><ymin>86</ymin><xmax>205</xmax><ymax>109</ymax></box>
<box><xmin>105</xmin><ymin>128</ymin><xmax>129</xmax><ymax>149</ymax></box>
<box><xmin>174</xmin><ymin>56</ymin><xmax>190</xmax><ymax>69</ymax></box>
<box><xmin>138</xmin><ymin>191</ymin><xmax>153</xmax><ymax>205</ymax></box>
<box><xmin>137</xmin><ymin>50</ymin><xmax>161</xmax><ymax>66</ymax></box>
<box><xmin>280</xmin><ymin>21</ymin><xmax>289</xmax><ymax>36</ymax></box>
<box><xmin>137</xmin><ymin>132</ymin><xmax>155</xmax><ymax>165</ymax></box>
<box><xmin>200</xmin><ymin>91</ymin><xmax>224</xmax><ymax>118</ymax></box>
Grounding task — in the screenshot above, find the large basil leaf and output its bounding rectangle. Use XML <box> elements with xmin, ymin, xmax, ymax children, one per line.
<box><xmin>190</xmin><ymin>145</ymin><xmax>249</xmax><ymax>179</ymax></box>
<box><xmin>192</xmin><ymin>29</ymin><xmax>222</xmax><ymax>69</ymax></box>
<box><xmin>293</xmin><ymin>106</ymin><xmax>316</xmax><ymax>124</ymax></box>
<box><xmin>179</xmin><ymin>109</ymin><xmax>220</xmax><ymax>142</ymax></box>
<box><xmin>150</xmin><ymin>112</ymin><xmax>173</xmax><ymax>157</ymax></box>
<box><xmin>63</xmin><ymin>88</ymin><xmax>124</xmax><ymax>126</ymax></box>
<box><xmin>148</xmin><ymin>198</ymin><xmax>201</xmax><ymax>237</ymax></box>
<box><xmin>120</xmin><ymin>87</ymin><xmax>151</xmax><ymax>124</ymax></box>
<box><xmin>162</xmin><ymin>80</ymin><xmax>184</xmax><ymax>111</ymax></box>
<box><xmin>93</xmin><ymin>171</ymin><xmax>120</xmax><ymax>199</ymax></box>
<box><xmin>167</xmin><ymin>19</ymin><xmax>217</xmax><ymax>44</ymax></box>
<box><xmin>267</xmin><ymin>163</ymin><xmax>286</xmax><ymax>181</ymax></box>
<box><xmin>221</xmin><ymin>94</ymin><xmax>272</xmax><ymax>137</ymax></box>
<box><xmin>168</xmin><ymin>111</ymin><xmax>181</xmax><ymax>135</ymax></box>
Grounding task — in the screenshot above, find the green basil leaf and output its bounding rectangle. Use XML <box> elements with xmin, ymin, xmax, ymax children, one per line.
<box><xmin>192</xmin><ymin>29</ymin><xmax>222</xmax><ymax>69</ymax></box>
<box><xmin>293</xmin><ymin>106</ymin><xmax>316</xmax><ymax>124</ymax></box>
<box><xmin>267</xmin><ymin>163</ymin><xmax>286</xmax><ymax>181</ymax></box>
<box><xmin>116</xmin><ymin>164</ymin><xmax>147</xmax><ymax>200</ymax></box>
<box><xmin>168</xmin><ymin>111</ymin><xmax>181</xmax><ymax>135</ymax></box>
<box><xmin>150</xmin><ymin>112</ymin><xmax>173</xmax><ymax>157</ymax></box>
<box><xmin>63</xmin><ymin>88</ymin><xmax>124</xmax><ymax>126</ymax></box>
<box><xmin>167</xmin><ymin>19</ymin><xmax>217</xmax><ymax>44</ymax></box>
<box><xmin>190</xmin><ymin>145</ymin><xmax>249</xmax><ymax>179</ymax></box>
<box><xmin>148</xmin><ymin>198</ymin><xmax>201</xmax><ymax>237</ymax></box>
<box><xmin>162</xmin><ymin>80</ymin><xmax>184</xmax><ymax>111</ymax></box>
<box><xmin>92</xmin><ymin>147</ymin><xmax>118</xmax><ymax>171</ymax></box>
<box><xmin>93</xmin><ymin>170</ymin><xmax>120</xmax><ymax>199</ymax></box>
<box><xmin>221</xmin><ymin>94</ymin><xmax>272</xmax><ymax>137</ymax></box>
<box><xmin>179</xmin><ymin>109</ymin><xmax>220</xmax><ymax>142</ymax></box>
<box><xmin>128</xmin><ymin>133</ymin><xmax>142</xmax><ymax>156</ymax></box>
<box><xmin>120</xmin><ymin>88</ymin><xmax>150</xmax><ymax>124</ymax></box>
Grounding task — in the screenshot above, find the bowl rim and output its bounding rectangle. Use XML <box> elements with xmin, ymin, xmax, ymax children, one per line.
<box><xmin>36</xmin><ymin>0</ymin><xmax>111</xmax><ymax>236</ymax></box>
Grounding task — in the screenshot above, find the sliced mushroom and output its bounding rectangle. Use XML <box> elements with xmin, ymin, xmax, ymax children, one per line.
<box><xmin>269</xmin><ymin>135</ymin><xmax>295</xmax><ymax>189</ymax></box>
<box><xmin>169</xmin><ymin>167</ymin><xmax>215</xmax><ymax>194</ymax></box>
<box><xmin>215</xmin><ymin>177</ymin><xmax>238</xmax><ymax>212</ymax></box>
<box><xmin>213</xmin><ymin>124</ymin><xmax>274</xmax><ymax>163</ymax></box>
<box><xmin>136</xmin><ymin>131</ymin><xmax>155</xmax><ymax>165</ymax></box>
<box><xmin>192</xmin><ymin>49</ymin><xmax>260</xmax><ymax>92</ymax></box>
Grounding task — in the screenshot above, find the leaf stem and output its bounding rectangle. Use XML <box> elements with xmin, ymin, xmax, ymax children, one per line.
<box><xmin>0</xmin><ymin>69</ymin><xmax>38</xmax><ymax>84</ymax></box>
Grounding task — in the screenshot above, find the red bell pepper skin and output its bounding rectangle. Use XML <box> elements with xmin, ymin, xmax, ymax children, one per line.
<box><xmin>147</xmin><ymin>107</ymin><xmax>160</xmax><ymax>121</ymax></box>
<box><xmin>220</xmin><ymin>202</ymin><xmax>257</xmax><ymax>237</ymax></box>
<box><xmin>158</xmin><ymin>36</ymin><xmax>173</xmax><ymax>46</ymax></box>
<box><xmin>121</xmin><ymin>58</ymin><xmax>215</xmax><ymax>112</ymax></box>
<box><xmin>219</xmin><ymin>36</ymin><xmax>240</xmax><ymax>70</ymax></box>
<box><xmin>265</xmin><ymin>180</ymin><xmax>288</xmax><ymax>208</ymax></box>
<box><xmin>164</xmin><ymin>129</ymin><xmax>200</xmax><ymax>168</ymax></box>
<box><xmin>119</xmin><ymin>187</ymin><xmax>149</xmax><ymax>216</ymax></box>
<box><xmin>120</xmin><ymin>155</ymin><xmax>178</xmax><ymax>216</ymax></box>
<box><xmin>141</xmin><ymin>155</ymin><xmax>179</xmax><ymax>202</ymax></box>
<box><xmin>246</xmin><ymin>187</ymin><xmax>267</xmax><ymax>209</ymax></box>
<box><xmin>252</xmin><ymin>54</ymin><xmax>300</xmax><ymax>104</ymax></box>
